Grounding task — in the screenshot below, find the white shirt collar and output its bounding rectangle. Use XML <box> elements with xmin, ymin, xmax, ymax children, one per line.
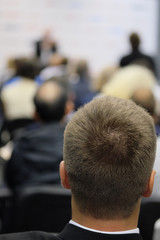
<box><xmin>69</xmin><ymin>220</ymin><xmax>140</xmax><ymax>234</ymax></box>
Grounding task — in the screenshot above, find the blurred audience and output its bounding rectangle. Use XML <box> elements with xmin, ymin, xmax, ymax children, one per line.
<box><xmin>119</xmin><ymin>32</ymin><xmax>156</xmax><ymax>75</ymax></box>
<box><xmin>130</xmin><ymin>88</ymin><xmax>160</xmax><ymax>198</ymax></box>
<box><xmin>0</xmin><ymin>58</ymin><xmax>18</xmax><ymax>89</ymax></box>
<box><xmin>1</xmin><ymin>58</ymin><xmax>39</xmax><ymax>121</ymax></box>
<box><xmin>131</xmin><ymin>88</ymin><xmax>160</xmax><ymax>136</ymax></box>
<box><xmin>70</xmin><ymin>60</ymin><xmax>96</xmax><ymax>110</ymax></box>
<box><xmin>102</xmin><ymin>65</ymin><xmax>156</xmax><ymax>99</ymax></box>
<box><xmin>38</xmin><ymin>53</ymin><xmax>69</xmax><ymax>83</ymax></box>
<box><xmin>4</xmin><ymin>78</ymin><xmax>74</xmax><ymax>191</ymax></box>
<box><xmin>93</xmin><ymin>65</ymin><xmax>119</xmax><ymax>93</ymax></box>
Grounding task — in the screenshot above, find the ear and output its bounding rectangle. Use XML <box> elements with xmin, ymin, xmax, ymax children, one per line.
<box><xmin>34</xmin><ymin>110</ymin><xmax>41</xmax><ymax>122</ymax></box>
<box><xmin>65</xmin><ymin>100</ymin><xmax>74</xmax><ymax>115</ymax></box>
<box><xmin>143</xmin><ymin>170</ymin><xmax>156</xmax><ymax>197</ymax></box>
<box><xmin>60</xmin><ymin>161</ymin><xmax>70</xmax><ymax>189</ymax></box>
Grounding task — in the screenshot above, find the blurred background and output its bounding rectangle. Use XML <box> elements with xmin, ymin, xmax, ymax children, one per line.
<box><xmin>0</xmin><ymin>2</ymin><xmax>160</xmax><ymax>239</ymax></box>
<box><xmin>0</xmin><ymin>0</ymin><xmax>159</xmax><ymax>77</ymax></box>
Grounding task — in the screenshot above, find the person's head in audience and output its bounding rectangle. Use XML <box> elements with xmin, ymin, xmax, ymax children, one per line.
<box><xmin>15</xmin><ymin>57</ymin><xmax>39</xmax><ymax>79</ymax></box>
<box><xmin>34</xmin><ymin>78</ymin><xmax>73</xmax><ymax>123</ymax></box>
<box><xmin>60</xmin><ymin>95</ymin><xmax>156</xmax><ymax>230</ymax></box>
<box><xmin>131</xmin><ymin>88</ymin><xmax>160</xmax><ymax>136</ymax></box>
<box><xmin>131</xmin><ymin>88</ymin><xmax>156</xmax><ymax>118</ymax></box>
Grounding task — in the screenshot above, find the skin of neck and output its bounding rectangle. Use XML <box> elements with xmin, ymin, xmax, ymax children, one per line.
<box><xmin>71</xmin><ymin>196</ymin><xmax>141</xmax><ymax>232</ymax></box>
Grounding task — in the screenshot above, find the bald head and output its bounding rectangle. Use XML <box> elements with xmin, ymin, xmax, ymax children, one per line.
<box><xmin>131</xmin><ymin>88</ymin><xmax>156</xmax><ymax>116</ymax></box>
<box><xmin>36</xmin><ymin>81</ymin><xmax>63</xmax><ymax>102</ymax></box>
<box><xmin>34</xmin><ymin>79</ymin><xmax>68</xmax><ymax>122</ymax></box>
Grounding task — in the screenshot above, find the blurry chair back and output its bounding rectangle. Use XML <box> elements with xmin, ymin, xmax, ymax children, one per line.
<box><xmin>10</xmin><ymin>185</ymin><xmax>71</xmax><ymax>233</ymax></box>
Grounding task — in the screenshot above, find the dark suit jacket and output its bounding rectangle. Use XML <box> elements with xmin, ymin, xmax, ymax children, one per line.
<box><xmin>0</xmin><ymin>223</ymin><xmax>143</xmax><ymax>240</ymax></box>
<box><xmin>35</xmin><ymin>40</ymin><xmax>57</xmax><ymax>58</ymax></box>
<box><xmin>5</xmin><ymin>122</ymin><xmax>65</xmax><ymax>190</ymax></box>
<box><xmin>119</xmin><ymin>50</ymin><xmax>156</xmax><ymax>75</ymax></box>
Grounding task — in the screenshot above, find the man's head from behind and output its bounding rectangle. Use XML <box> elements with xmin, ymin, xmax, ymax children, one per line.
<box><xmin>61</xmin><ymin>96</ymin><xmax>156</xmax><ymax>220</ymax></box>
<box><xmin>34</xmin><ymin>78</ymin><xmax>71</xmax><ymax>122</ymax></box>
<box><xmin>131</xmin><ymin>88</ymin><xmax>156</xmax><ymax>117</ymax></box>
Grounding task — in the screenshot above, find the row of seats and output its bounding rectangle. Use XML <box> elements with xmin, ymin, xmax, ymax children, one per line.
<box><xmin>0</xmin><ymin>185</ymin><xmax>71</xmax><ymax>234</ymax></box>
<box><xmin>0</xmin><ymin>185</ymin><xmax>159</xmax><ymax>240</ymax></box>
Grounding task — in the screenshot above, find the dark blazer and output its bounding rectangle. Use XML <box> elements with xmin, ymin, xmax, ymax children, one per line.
<box><xmin>5</xmin><ymin>122</ymin><xmax>65</xmax><ymax>190</ymax></box>
<box><xmin>0</xmin><ymin>223</ymin><xmax>143</xmax><ymax>240</ymax></box>
<box><xmin>119</xmin><ymin>50</ymin><xmax>156</xmax><ymax>75</ymax></box>
<box><xmin>35</xmin><ymin>40</ymin><xmax>57</xmax><ymax>58</ymax></box>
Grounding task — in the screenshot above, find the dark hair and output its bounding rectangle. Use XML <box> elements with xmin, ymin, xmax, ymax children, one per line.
<box><xmin>15</xmin><ymin>58</ymin><xmax>39</xmax><ymax>79</ymax></box>
<box><xmin>34</xmin><ymin>79</ymin><xmax>68</xmax><ymax>122</ymax></box>
<box><xmin>129</xmin><ymin>33</ymin><xmax>140</xmax><ymax>50</ymax></box>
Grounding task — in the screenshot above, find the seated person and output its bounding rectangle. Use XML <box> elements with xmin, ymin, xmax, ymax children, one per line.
<box><xmin>70</xmin><ymin>60</ymin><xmax>96</xmax><ymax>110</ymax></box>
<box><xmin>0</xmin><ymin>95</ymin><xmax>156</xmax><ymax>239</ymax></box>
<box><xmin>1</xmin><ymin>57</ymin><xmax>39</xmax><ymax>121</ymax></box>
<box><xmin>4</xmin><ymin>78</ymin><xmax>74</xmax><ymax>191</ymax></box>
<box><xmin>131</xmin><ymin>88</ymin><xmax>160</xmax><ymax>136</ymax></box>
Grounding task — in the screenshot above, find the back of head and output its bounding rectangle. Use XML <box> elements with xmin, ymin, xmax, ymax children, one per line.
<box><xmin>131</xmin><ymin>88</ymin><xmax>156</xmax><ymax>117</ymax></box>
<box><xmin>75</xmin><ymin>60</ymin><xmax>89</xmax><ymax>79</ymax></box>
<box><xmin>130</xmin><ymin>32</ymin><xmax>140</xmax><ymax>51</ymax></box>
<box><xmin>64</xmin><ymin>96</ymin><xmax>156</xmax><ymax>219</ymax></box>
<box><xmin>15</xmin><ymin>57</ymin><xmax>39</xmax><ymax>79</ymax></box>
<box><xmin>34</xmin><ymin>79</ymin><xmax>68</xmax><ymax>122</ymax></box>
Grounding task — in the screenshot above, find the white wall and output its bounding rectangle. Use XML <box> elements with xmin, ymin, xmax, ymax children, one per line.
<box><xmin>0</xmin><ymin>0</ymin><xmax>158</xmax><ymax>75</ymax></box>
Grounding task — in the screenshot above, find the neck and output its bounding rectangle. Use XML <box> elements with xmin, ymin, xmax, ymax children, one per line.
<box><xmin>71</xmin><ymin>197</ymin><xmax>141</xmax><ymax>232</ymax></box>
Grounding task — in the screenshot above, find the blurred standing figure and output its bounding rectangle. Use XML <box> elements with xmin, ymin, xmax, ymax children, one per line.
<box><xmin>119</xmin><ymin>32</ymin><xmax>156</xmax><ymax>75</ymax></box>
<box><xmin>35</xmin><ymin>30</ymin><xmax>57</xmax><ymax>69</ymax></box>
